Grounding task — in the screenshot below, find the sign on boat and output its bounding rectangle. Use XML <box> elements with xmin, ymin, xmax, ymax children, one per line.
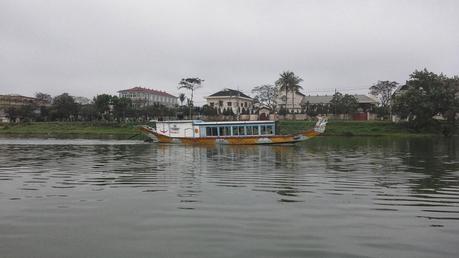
<box><xmin>140</xmin><ymin>117</ymin><xmax>328</xmax><ymax>145</ymax></box>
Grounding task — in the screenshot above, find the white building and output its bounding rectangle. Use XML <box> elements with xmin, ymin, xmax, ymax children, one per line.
<box><xmin>118</xmin><ymin>87</ymin><xmax>177</xmax><ymax>107</ymax></box>
<box><xmin>276</xmin><ymin>90</ymin><xmax>306</xmax><ymax>113</ymax></box>
<box><xmin>205</xmin><ymin>89</ymin><xmax>254</xmax><ymax>114</ymax></box>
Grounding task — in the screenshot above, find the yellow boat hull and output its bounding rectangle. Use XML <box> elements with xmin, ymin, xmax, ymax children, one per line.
<box><xmin>139</xmin><ymin>127</ymin><xmax>321</xmax><ymax>145</ymax></box>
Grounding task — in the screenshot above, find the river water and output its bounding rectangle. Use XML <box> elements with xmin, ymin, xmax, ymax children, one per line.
<box><xmin>0</xmin><ymin>136</ymin><xmax>458</xmax><ymax>258</ymax></box>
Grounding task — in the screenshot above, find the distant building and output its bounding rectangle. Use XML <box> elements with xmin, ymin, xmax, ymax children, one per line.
<box><xmin>0</xmin><ymin>94</ymin><xmax>49</xmax><ymax>123</ymax></box>
<box><xmin>276</xmin><ymin>90</ymin><xmax>306</xmax><ymax>113</ymax></box>
<box><xmin>303</xmin><ymin>94</ymin><xmax>379</xmax><ymax>112</ymax></box>
<box><xmin>205</xmin><ymin>89</ymin><xmax>254</xmax><ymax>114</ymax></box>
<box><xmin>0</xmin><ymin>94</ymin><xmax>48</xmax><ymax>110</ymax></box>
<box><xmin>118</xmin><ymin>87</ymin><xmax>177</xmax><ymax>107</ymax></box>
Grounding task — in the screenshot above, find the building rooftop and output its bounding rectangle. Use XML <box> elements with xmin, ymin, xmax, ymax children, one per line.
<box><xmin>0</xmin><ymin>94</ymin><xmax>38</xmax><ymax>100</ymax></box>
<box><xmin>207</xmin><ymin>89</ymin><xmax>252</xmax><ymax>99</ymax></box>
<box><xmin>118</xmin><ymin>87</ymin><xmax>177</xmax><ymax>98</ymax></box>
<box><xmin>303</xmin><ymin>94</ymin><xmax>379</xmax><ymax>104</ymax></box>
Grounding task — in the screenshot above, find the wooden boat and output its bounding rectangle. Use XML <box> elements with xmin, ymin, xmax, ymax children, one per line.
<box><xmin>139</xmin><ymin>116</ymin><xmax>327</xmax><ymax>145</ymax></box>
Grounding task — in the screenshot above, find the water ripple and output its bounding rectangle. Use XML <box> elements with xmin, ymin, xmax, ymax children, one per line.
<box><xmin>0</xmin><ymin>136</ymin><xmax>458</xmax><ymax>257</ymax></box>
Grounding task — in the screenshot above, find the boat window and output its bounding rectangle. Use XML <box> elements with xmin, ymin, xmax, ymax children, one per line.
<box><xmin>266</xmin><ymin>125</ymin><xmax>273</xmax><ymax>134</ymax></box>
<box><xmin>246</xmin><ymin>126</ymin><xmax>253</xmax><ymax>135</ymax></box>
<box><xmin>238</xmin><ymin>126</ymin><xmax>245</xmax><ymax>135</ymax></box>
<box><xmin>232</xmin><ymin>126</ymin><xmax>245</xmax><ymax>136</ymax></box>
<box><xmin>252</xmin><ymin>125</ymin><xmax>259</xmax><ymax>135</ymax></box>
<box><xmin>235</xmin><ymin>126</ymin><xmax>240</xmax><ymax>135</ymax></box>
<box><xmin>206</xmin><ymin>127</ymin><xmax>218</xmax><ymax>136</ymax></box>
<box><xmin>260</xmin><ymin>125</ymin><xmax>267</xmax><ymax>135</ymax></box>
<box><xmin>219</xmin><ymin>126</ymin><xmax>231</xmax><ymax>136</ymax></box>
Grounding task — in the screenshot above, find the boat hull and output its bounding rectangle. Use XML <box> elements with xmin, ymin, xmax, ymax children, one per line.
<box><xmin>139</xmin><ymin>127</ymin><xmax>321</xmax><ymax>145</ymax></box>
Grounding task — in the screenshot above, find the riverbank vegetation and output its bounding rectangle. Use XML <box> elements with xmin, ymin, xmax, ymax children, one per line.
<box><xmin>0</xmin><ymin>122</ymin><xmax>140</xmax><ymax>139</ymax></box>
<box><xmin>278</xmin><ymin>120</ymin><xmax>439</xmax><ymax>136</ymax></box>
<box><xmin>0</xmin><ymin>120</ymin><xmax>446</xmax><ymax>139</ymax></box>
<box><xmin>1</xmin><ymin>69</ymin><xmax>457</xmax><ymax>138</ymax></box>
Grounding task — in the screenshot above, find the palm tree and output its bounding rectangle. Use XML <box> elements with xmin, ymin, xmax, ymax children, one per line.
<box><xmin>178</xmin><ymin>77</ymin><xmax>204</xmax><ymax>119</ymax></box>
<box><xmin>275</xmin><ymin>71</ymin><xmax>303</xmax><ymax>114</ymax></box>
<box><xmin>178</xmin><ymin>93</ymin><xmax>186</xmax><ymax>106</ymax></box>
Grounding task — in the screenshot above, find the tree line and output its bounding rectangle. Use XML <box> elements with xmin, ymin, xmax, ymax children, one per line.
<box><xmin>4</xmin><ymin>69</ymin><xmax>458</xmax><ymax>134</ymax></box>
<box><xmin>5</xmin><ymin>93</ymin><xmax>177</xmax><ymax>122</ymax></box>
<box><xmin>250</xmin><ymin>69</ymin><xmax>458</xmax><ymax>134</ymax></box>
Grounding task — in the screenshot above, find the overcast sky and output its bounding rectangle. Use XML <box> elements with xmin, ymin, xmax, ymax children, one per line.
<box><xmin>1</xmin><ymin>0</ymin><xmax>458</xmax><ymax>105</ymax></box>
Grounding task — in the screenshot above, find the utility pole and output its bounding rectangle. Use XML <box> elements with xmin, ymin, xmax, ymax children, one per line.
<box><xmin>236</xmin><ymin>87</ymin><xmax>240</xmax><ymax>121</ymax></box>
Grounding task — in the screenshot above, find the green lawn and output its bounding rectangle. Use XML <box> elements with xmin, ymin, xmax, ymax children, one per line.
<box><xmin>278</xmin><ymin>120</ymin><xmax>427</xmax><ymax>136</ymax></box>
<box><xmin>0</xmin><ymin>122</ymin><xmax>142</xmax><ymax>138</ymax></box>
<box><xmin>0</xmin><ymin>120</ymin><xmax>440</xmax><ymax>139</ymax></box>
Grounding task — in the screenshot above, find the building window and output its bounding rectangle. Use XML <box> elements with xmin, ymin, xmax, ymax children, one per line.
<box><xmin>210</xmin><ymin>102</ymin><xmax>214</xmax><ymax>107</ymax></box>
<box><xmin>219</xmin><ymin>101</ymin><xmax>223</xmax><ymax>106</ymax></box>
<box><xmin>227</xmin><ymin>102</ymin><xmax>232</xmax><ymax>106</ymax></box>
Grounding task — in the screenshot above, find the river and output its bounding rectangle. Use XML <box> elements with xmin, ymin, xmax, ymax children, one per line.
<box><xmin>0</xmin><ymin>136</ymin><xmax>458</xmax><ymax>258</ymax></box>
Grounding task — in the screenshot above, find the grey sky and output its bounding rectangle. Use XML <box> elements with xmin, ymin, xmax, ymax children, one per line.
<box><xmin>1</xmin><ymin>0</ymin><xmax>458</xmax><ymax>105</ymax></box>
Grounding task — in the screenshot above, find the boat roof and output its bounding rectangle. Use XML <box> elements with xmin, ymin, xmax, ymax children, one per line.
<box><xmin>151</xmin><ymin>120</ymin><xmax>198</xmax><ymax>123</ymax></box>
<box><xmin>195</xmin><ymin>120</ymin><xmax>275</xmax><ymax>125</ymax></box>
<box><xmin>153</xmin><ymin>120</ymin><xmax>275</xmax><ymax>125</ymax></box>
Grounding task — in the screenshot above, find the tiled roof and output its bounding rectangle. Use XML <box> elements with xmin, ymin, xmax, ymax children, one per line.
<box><xmin>118</xmin><ymin>87</ymin><xmax>177</xmax><ymax>98</ymax></box>
<box><xmin>207</xmin><ymin>89</ymin><xmax>252</xmax><ymax>99</ymax></box>
<box><xmin>303</xmin><ymin>94</ymin><xmax>379</xmax><ymax>104</ymax></box>
<box><xmin>279</xmin><ymin>90</ymin><xmax>305</xmax><ymax>97</ymax></box>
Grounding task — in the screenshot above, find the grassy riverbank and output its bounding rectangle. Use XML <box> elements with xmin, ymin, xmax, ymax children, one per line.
<box><xmin>278</xmin><ymin>120</ymin><xmax>435</xmax><ymax>136</ymax></box>
<box><xmin>0</xmin><ymin>120</ymin><xmax>439</xmax><ymax>139</ymax></box>
<box><xmin>0</xmin><ymin>122</ymin><xmax>142</xmax><ymax>139</ymax></box>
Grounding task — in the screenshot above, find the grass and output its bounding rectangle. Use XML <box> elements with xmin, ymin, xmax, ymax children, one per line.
<box><xmin>0</xmin><ymin>120</ymin><xmax>442</xmax><ymax>139</ymax></box>
<box><xmin>278</xmin><ymin>120</ymin><xmax>433</xmax><ymax>136</ymax></box>
<box><xmin>0</xmin><ymin>122</ymin><xmax>143</xmax><ymax>139</ymax></box>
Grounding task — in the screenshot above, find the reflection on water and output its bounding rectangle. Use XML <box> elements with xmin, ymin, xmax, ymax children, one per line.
<box><xmin>0</xmin><ymin>137</ymin><xmax>458</xmax><ymax>258</ymax></box>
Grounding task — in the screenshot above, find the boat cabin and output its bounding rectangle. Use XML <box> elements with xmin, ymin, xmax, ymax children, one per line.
<box><xmin>151</xmin><ymin>120</ymin><xmax>276</xmax><ymax>138</ymax></box>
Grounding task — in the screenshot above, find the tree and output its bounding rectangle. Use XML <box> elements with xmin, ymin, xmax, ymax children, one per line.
<box><xmin>38</xmin><ymin>106</ymin><xmax>50</xmax><ymax>121</ymax></box>
<box><xmin>251</xmin><ymin>84</ymin><xmax>278</xmax><ymax>111</ymax></box>
<box><xmin>222</xmin><ymin>107</ymin><xmax>235</xmax><ymax>116</ymax></box>
<box><xmin>5</xmin><ymin>107</ymin><xmax>19</xmax><ymax>123</ymax></box>
<box><xmin>52</xmin><ymin>93</ymin><xmax>79</xmax><ymax>121</ymax></box>
<box><xmin>35</xmin><ymin>92</ymin><xmax>53</xmax><ymax>104</ymax></box>
<box><xmin>202</xmin><ymin>104</ymin><xmax>218</xmax><ymax>116</ymax></box>
<box><xmin>178</xmin><ymin>77</ymin><xmax>204</xmax><ymax>119</ymax></box>
<box><xmin>93</xmin><ymin>94</ymin><xmax>112</xmax><ymax>120</ymax></box>
<box><xmin>330</xmin><ymin>92</ymin><xmax>343</xmax><ymax>114</ymax></box>
<box><xmin>341</xmin><ymin>94</ymin><xmax>359</xmax><ymax>114</ymax></box>
<box><xmin>392</xmin><ymin>69</ymin><xmax>459</xmax><ymax>134</ymax></box>
<box><xmin>112</xmin><ymin>96</ymin><xmax>132</xmax><ymax>122</ymax></box>
<box><xmin>178</xmin><ymin>93</ymin><xmax>186</xmax><ymax>106</ymax></box>
<box><xmin>440</xmin><ymin>76</ymin><xmax>459</xmax><ymax>135</ymax></box>
<box><xmin>275</xmin><ymin>71</ymin><xmax>303</xmax><ymax>113</ymax></box>
<box><xmin>330</xmin><ymin>92</ymin><xmax>358</xmax><ymax>115</ymax></box>
<box><xmin>369</xmin><ymin>81</ymin><xmax>398</xmax><ymax>118</ymax></box>
<box><xmin>304</xmin><ymin>103</ymin><xmax>331</xmax><ymax>117</ymax></box>
<box><xmin>17</xmin><ymin>104</ymin><xmax>37</xmax><ymax>122</ymax></box>
<box><xmin>79</xmin><ymin>104</ymin><xmax>97</xmax><ymax>121</ymax></box>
